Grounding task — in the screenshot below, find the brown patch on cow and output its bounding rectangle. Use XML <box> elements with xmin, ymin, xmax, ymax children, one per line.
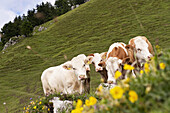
<box><xmin>120</xmin><ymin>43</ymin><xmax>125</xmax><ymax>47</ymax></box>
<box><xmin>142</xmin><ymin>37</ymin><xmax>154</xmax><ymax>55</ymax></box>
<box><xmin>129</xmin><ymin>38</ymin><xmax>136</xmax><ymax>49</ymax></box>
<box><xmin>88</xmin><ymin>54</ymin><xmax>94</xmax><ymax>57</ymax></box>
<box><xmin>107</xmin><ymin>46</ymin><xmax>128</xmax><ymax>60</ymax></box>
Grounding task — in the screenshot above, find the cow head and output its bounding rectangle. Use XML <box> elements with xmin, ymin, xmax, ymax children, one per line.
<box><xmin>106</xmin><ymin>57</ymin><xmax>130</xmax><ymax>84</ymax></box>
<box><xmin>88</xmin><ymin>52</ymin><xmax>107</xmax><ymax>72</ymax></box>
<box><xmin>71</xmin><ymin>54</ymin><xmax>88</xmax><ymax>80</ymax></box>
<box><xmin>134</xmin><ymin>37</ymin><xmax>153</xmax><ymax>63</ymax></box>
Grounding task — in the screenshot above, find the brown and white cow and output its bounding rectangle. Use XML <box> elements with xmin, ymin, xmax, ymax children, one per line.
<box><xmin>100</xmin><ymin>42</ymin><xmax>135</xmax><ymax>84</ymax></box>
<box><xmin>41</xmin><ymin>54</ymin><xmax>91</xmax><ymax>96</ymax></box>
<box><xmin>129</xmin><ymin>36</ymin><xmax>154</xmax><ymax>64</ymax></box>
<box><xmin>88</xmin><ymin>52</ymin><xmax>108</xmax><ymax>83</ymax></box>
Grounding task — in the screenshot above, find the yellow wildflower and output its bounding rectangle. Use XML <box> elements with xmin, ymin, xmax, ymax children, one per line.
<box><xmin>39</xmin><ymin>101</ymin><xmax>42</xmax><ymax>105</ymax></box>
<box><xmin>33</xmin><ymin>106</ymin><xmax>36</xmax><ymax>109</ymax></box>
<box><xmin>27</xmin><ymin>107</ymin><xmax>29</xmax><ymax>110</ymax></box>
<box><xmin>24</xmin><ymin>107</ymin><xmax>25</xmax><ymax>110</ymax></box>
<box><xmin>159</xmin><ymin>63</ymin><xmax>165</xmax><ymax>70</ymax></box>
<box><xmin>71</xmin><ymin>107</ymin><xmax>83</xmax><ymax>113</ymax></box>
<box><xmin>114</xmin><ymin>71</ymin><xmax>122</xmax><ymax>80</ymax></box>
<box><xmin>48</xmin><ymin>108</ymin><xmax>50</xmax><ymax>111</ymax></box>
<box><xmin>110</xmin><ymin>86</ymin><xmax>124</xmax><ymax>99</ymax></box>
<box><xmin>123</xmin><ymin>84</ymin><xmax>130</xmax><ymax>91</ymax></box>
<box><xmin>97</xmin><ymin>85</ymin><xmax>103</xmax><ymax>93</ymax></box>
<box><xmin>155</xmin><ymin>45</ymin><xmax>160</xmax><ymax>49</ymax></box>
<box><xmin>76</xmin><ymin>99</ymin><xmax>83</xmax><ymax>108</ymax></box>
<box><xmin>100</xmin><ymin>78</ymin><xmax>104</xmax><ymax>83</ymax></box>
<box><xmin>30</xmin><ymin>101</ymin><xmax>35</xmax><ymax>105</ymax></box>
<box><xmin>85</xmin><ymin>96</ymin><xmax>97</xmax><ymax>107</ymax></box>
<box><xmin>140</xmin><ymin>70</ymin><xmax>144</xmax><ymax>74</ymax></box>
<box><xmin>122</xmin><ymin>77</ymin><xmax>130</xmax><ymax>84</ymax></box>
<box><xmin>89</xmin><ymin>96</ymin><xmax>97</xmax><ymax>105</ymax></box>
<box><xmin>42</xmin><ymin>106</ymin><xmax>45</xmax><ymax>110</ymax></box>
<box><xmin>85</xmin><ymin>99</ymin><xmax>90</xmax><ymax>107</ymax></box>
<box><xmin>26</xmin><ymin>111</ymin><xmax>29</xmax><ymax>113</ymax></box>
<box><xmin>144</xmin><ymin>63</ymin><xmax>150</xmax><ymax>73</ymax></box>
<box><xmin>124</xmin><ymin>64</ymin><xmax>134</xmax><ymax>70</ymax></box>
<box><xmin>129</xmin><ymin>90</ymin><xmax>138</xmax><ymax>103</ymax></box>
<box><xmin>145</xmin><ymin>86</ymin><xmax>151</xmax><ymax>94</ymax></box>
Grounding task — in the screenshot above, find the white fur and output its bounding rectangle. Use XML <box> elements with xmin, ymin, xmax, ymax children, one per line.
<box><xmin>41</xmin><ymin>54</ymin><xmax>88</xmax><ymax>95</ymax></box>
<box><xmin>91</xmin><ymin>53</ymin><xmax>103</xmax><ymax>71</ymax></box>
<box><xmin>106</xmin><ymin>57</ymin><xmax>122</xmax><ymax>83</ymax></box>
<box><xmin>133</xmin><ymin>36</ymin><xmax>152</xmax><ymax>61</ymax></box>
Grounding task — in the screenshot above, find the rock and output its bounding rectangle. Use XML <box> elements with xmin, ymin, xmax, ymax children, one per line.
<box><xmin>2</xmin><ymin>37</ymin><xmax>19</xmax><ymax>50</ymax></box>
<box><xmin>49</xmin><ymin>97</ymin><xmax>73</xmax><ymax>113</ymax></box>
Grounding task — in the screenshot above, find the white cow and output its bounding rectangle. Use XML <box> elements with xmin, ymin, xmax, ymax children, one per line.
<box><xmin>99</xmin><ymin>42</ymin><xmax>135</xmax><ymax>84</ymax></box>
<box><xmin>41</xmin><ymin>54</ymin><xmax>91</xmax><ymax>96</ymax></box>
<box><xmin>88</xmin><ymin>52</ymin><xmax>108</xmax><ymax>82</ymax></box>
<box><xmin>129</xmin><ymin>36</ymin><xmax>154</xmax><ymax>64</ymax></box>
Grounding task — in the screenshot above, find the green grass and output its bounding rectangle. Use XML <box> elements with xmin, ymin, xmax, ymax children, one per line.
<box><xmin>0</xmin><ymin>0</ymin><xmax>169</xmax><ymax>112</ymax></box>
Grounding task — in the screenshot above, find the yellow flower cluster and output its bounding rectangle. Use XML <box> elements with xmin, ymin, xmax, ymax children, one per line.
<box><xmin>71</xmin><ymin>97</ymin><xmax>97</xmax><ymax>113</ymax></box>
<box><xmin>114</xmin><ymin>71</ymin><xmax>122</xmax><ymax>80</ymax></box>
<box><xmin>144</xmin><ymin>63</ymin><xmax>150</xmax><ymax>73</ymax></box>
<box><xmin>85</xmin><ymin>96</ymin><xmax>97</xmax><ymax>107</ymax></box>
<box><xmin>71</xmin><ymin>99</ymin><xmax>84</xmax><ymax>113</ymax></box>
<box><xmin>159</xmin><ymin>63</ymin><xmax>165</xmax><ymax>70</ymax></box>
<box><xmin>129</xmin><ymin>90</ymin><xmax>138</xmax><ymax>103</ymax></box>
<box><xmin>123</xmin><ymin>64</ymin><xmax>134</xmax><ymax>70</ymax></box>
<box><xmin>110</xmin><ymin>86</ymin><xmax>124</xmax><ymax>99</ymax></box>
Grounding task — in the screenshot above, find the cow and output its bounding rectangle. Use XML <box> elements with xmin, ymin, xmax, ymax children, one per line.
<box><xmin>87</xmin><ymin>52</ymin><xmax>108</xmax><ymax>83</ymax></box>
<box><xmin>129</xmin><ymin>36</ymin><xmax>154</xmax><ymax>65</ymax></box>
<box><xmin>41</xmin><ymin>54</ymin><xmax>91</xmax><ymax>96</ymax></box>
<box><xmin>99</xmin><ymin>42</ymin><xmax>135</xmax><ymax>84</ymax></box>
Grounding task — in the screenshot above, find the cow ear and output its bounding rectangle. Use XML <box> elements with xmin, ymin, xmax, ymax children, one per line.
<box><xmin>122</xmin><ymin>57</ymin><xmax>130</xmax><ymax>64</ymax></box>
<box><xmin>62</xmin><ymin>64</ymin><xmax>73</xmax><ymax>70</ymax></box>
<box><xmin>100</xmin><ymin>52</ymin><xmax>107</xmax><ymax>60</ymax></box>
<box><xmin>85</xmin><ymin>56</ymin><xmax>93</xmax><ymax>64</ymax></box>
<box><xmin>125</xmin><ymin>44</ymin><xmax>134</xmax><ymax>50</ymax></box>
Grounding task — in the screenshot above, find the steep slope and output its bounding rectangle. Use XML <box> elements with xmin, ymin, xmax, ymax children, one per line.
<box><xmin>0</xmin><ymin>0</ymin><xmax>169</xmax><ymax>112</ymax></box>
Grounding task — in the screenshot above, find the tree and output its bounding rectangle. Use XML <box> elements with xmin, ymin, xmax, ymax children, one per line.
<box><xmin>20</xmin><ymin>21</ymin><xmax>33</xmax><ymax>37</ymax></box>
<box><xmin>55</xmin><ymin>0</ymin><xmax>71</xmax><ymax>16</ymax></box>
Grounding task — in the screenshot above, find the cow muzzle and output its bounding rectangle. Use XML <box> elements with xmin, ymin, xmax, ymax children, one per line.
<box><xmin>79</xmin><ymin>75</ymin><xmax>86</xmax><ymax>80</ymax></box>
<box><xmin>108</xmin><ymin>80</ymin><xmax>114</xmax><ymax>84</ymax></box>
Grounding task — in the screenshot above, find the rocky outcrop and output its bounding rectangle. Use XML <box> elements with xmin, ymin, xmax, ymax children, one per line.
<box><xmin>2</xmin><ymin>36</ymin><xmax>20</xmax><ymax>50</ymax></box>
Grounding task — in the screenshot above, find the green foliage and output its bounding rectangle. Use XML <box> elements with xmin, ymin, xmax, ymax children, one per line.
<box><xmin>20</xmin><ymin>21</ymin><xmax>33</xmax><ymax>37</ymax></box>
<box><xmin>71</xmin><ymin>49</ymin><xmax>170</xmax><ymax>113</ymax></box>
<box><xmin>55</xmin><ymin>0</ymin><xmax>71</xmax><ymax>16</ymax></box>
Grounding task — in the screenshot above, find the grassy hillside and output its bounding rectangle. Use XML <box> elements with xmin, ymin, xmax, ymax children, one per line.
<box><xmin>0</xmin><ymin>0</ymin><xmax>169</xmax><ymax>112</ymax></box>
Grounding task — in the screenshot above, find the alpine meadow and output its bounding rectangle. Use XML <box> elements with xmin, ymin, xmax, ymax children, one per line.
<box><xmin>0</xmin><ymin>0</ymin><xmax>169</xmax><ymax>112</ymax></box>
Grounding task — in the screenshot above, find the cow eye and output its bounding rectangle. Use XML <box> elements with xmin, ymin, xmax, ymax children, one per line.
<box><xmin>100</xmin><ymin>59</ymin><xmax>103</xmax><ymax>62</ymax></box>
<box><xmin>73</xmin><ymin>68</ymin><xmax>76</xmax><ymax>70</ymax></box>
<box><xmin>137</xmin><ymin>48</ymin><xmax>141</xmax><ymax>52</ymax></box>
<box><xmin>92</xmin><ymin>62</ymin><xmax>94</xmax><ymax>64</ymax></box>
<box><xmin>83</xmin><ymin>64</ymin><xmax>86</xmax><ymax>67</ymax></box>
